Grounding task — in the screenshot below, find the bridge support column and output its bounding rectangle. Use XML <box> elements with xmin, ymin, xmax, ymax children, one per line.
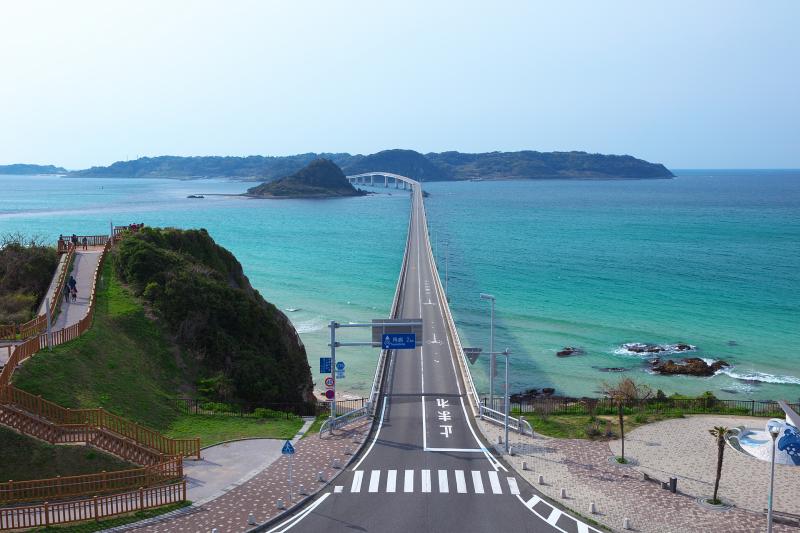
<box><xmin>384</xmin><ymin>176</ymin><xmax>388</xmax><ymax>187</ymax></box>
<box><xmin>370</xmin><ymin>176</ymin><xmax>374</xmax><ymax>186</ymax></box>
<box><xmin>395</xmin><ymin>178</ymin><xmax>399</xmax><ymax>189</ymax></box>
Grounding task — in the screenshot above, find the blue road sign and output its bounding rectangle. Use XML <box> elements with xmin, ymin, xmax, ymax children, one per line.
<box><xmin>335</xmin><ymin>361</ymin><xmax>345</xmax><ymax>371</ymax></box>
<box><xmin>382</xmin><ymin>333</ymin><xmax>416</xmax><ymax>350</ymax></box>
<box><xmin>319</xmin><ymin>357</ymin><xmax>332</xmax><ymax>373</ymax></box>
<box><xmin>281</xmin><ymin>440</ymin><xmax>295</xmax><ymax>455</ymax></box>
<box><xmin>336</xmin><ymin>371</ymin><xmax>345</xmax><ymax>380</ymax></box>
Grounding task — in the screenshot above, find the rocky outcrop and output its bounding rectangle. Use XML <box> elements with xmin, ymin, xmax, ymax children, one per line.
<box><xmin>556</xmin><ymin>346</ymin><xmax>585</xmax><ymax>357</ymax></box>
<box><xmin>622</xmin><ymin>342</ymin><xmax>695</xmax><ymax>354</ymax></box>
<box><xmin>651</xmin><ymin>357</ymin><xmax>729</xmax><ymax>377</ymax></box>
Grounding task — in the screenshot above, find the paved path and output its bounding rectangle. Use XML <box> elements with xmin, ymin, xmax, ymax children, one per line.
<box><xmin>609</xmin><ymin>415</ymin><xmax>800</xmax><ymax>516</ymax></box>
<box><xmin>479</xmin><ymin>418</ymin><xmax>797</xmax><ymax>532</ymax></box>
<box><xmin>54</xmin><ymin>247</ymin><xmax>103</xmax><ymax>329</ymax></box>
<box><xmin>36</xmin><ymin>250</ymin><xmax>70</xmax><ymax>316</ymax></box>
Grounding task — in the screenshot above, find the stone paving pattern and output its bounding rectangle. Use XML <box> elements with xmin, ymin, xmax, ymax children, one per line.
<box><xmin>121</xmin><ymin>419</ymin><xmax>370</xmax><ymax>532</ymax></box>
<box><xmin>479</xmin><ymin>417</ymin><xmax>798</xmax><ymax>533</ymax></box>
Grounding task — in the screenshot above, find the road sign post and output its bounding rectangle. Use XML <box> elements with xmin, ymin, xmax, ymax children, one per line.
<box><xmin>281</xmin><ymin>440</ymin><xmax>295</xmax><ymax>502</ymax></box>
<box><xmin>464</xmin><ymin>347</ymin><xmax>482</xmax><ymax>364</ymax></box>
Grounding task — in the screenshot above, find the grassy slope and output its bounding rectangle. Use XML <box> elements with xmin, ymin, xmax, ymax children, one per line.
<box><xmin>12</xmin><ymin>263</ymin><xmax>303</xmax><ymax>445</ymax></box>
<box><xmin>0</xmin><ymin>426</ymin><xmax>134</xmax><ymax>481</ymax></box>
<box><xmin>517</xmin><ymin>412</ymin><xmax>684</xmax><ymax>440</ymax></box>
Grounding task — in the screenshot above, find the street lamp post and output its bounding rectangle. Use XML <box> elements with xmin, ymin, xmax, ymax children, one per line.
<box><xmin>767</xmin><ymin>423</ymin><xmax>781</xmax><ymax>533</ymax></box>
<box><xmin>480</xmin><ymin>293</ymin><xmax>495</xmax><ymax>409</ymax></box>
<box><xmin>502</xmin><ymin>348</ymin><xmax>511</xmax><ymax>454</ymax></box>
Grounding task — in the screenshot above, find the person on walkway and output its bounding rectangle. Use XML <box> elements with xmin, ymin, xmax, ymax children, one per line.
<box><xmin>63</xmin><ymin>283</ymin><xmax>71</xmax><ymax>304</ymax></box>
<box><xmin>71</xmin><ymin>287</ymin><xmax>77</xmax><ymax>303</ymax></box>
<box><xmin>58</xmin><ymin>235</ymin><xmax>65</xmax><ymax>253</ymax></box>
<box><xmin>71</xmin><ymin>234</ymin><xmax>78</xmax><ymax>247</ymax></box>
<box><xmin>81</xmin><ymin>236</ymin><xmax>88</xmax><ymax>250</ymax></box>
<box><xmin>68</xmin><ymin>275</ymin><xmax>77</xmax><ymax>292</ymax></box>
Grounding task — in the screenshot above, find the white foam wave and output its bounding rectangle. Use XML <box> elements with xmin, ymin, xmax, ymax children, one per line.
<box><xmin>614</xmin><ymin>342</ymin><xmax>696</xmax><ymax>357</ymax></box>
<box><xmin>293</xmin><ymin>317</ymin><xmax>327</xmax><ymax>334</ymax></box>
<box><xmin>716</xmin><ymin>367</ymin><xmax>800</xmax><ymax>385</ymax></box>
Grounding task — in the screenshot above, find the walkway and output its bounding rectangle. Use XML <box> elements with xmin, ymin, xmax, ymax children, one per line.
<box><xmin>53</xmin><ymin>246</ymin><xmax>103</xmax><ymax>329</ymax></box>
<box><xmin>478</xmin><ymin>418</ymin><xmax>797</xmax><ymax>533</ymax></box>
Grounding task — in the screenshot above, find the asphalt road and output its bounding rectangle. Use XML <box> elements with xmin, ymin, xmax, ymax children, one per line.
<box><xmin>267</xmin><ymin>179</ymin><xmax>601</xmax><ymax>533</ymax></box>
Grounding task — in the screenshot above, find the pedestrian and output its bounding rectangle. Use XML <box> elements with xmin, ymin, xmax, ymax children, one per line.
<box><xmin>57</xmin><ymin>235</ymin><xmax>65</xmax><ymax>253</ymax></box>
<box><xmin>71</xmin><ymin>234</ymin><xmax>78</xmax><ymax>248</ymax></box>
<box><xmin>82</xmin><ymin>236</ymin><xmax>88</xmax><ymax>250</ymax></box>
<box><xmin>68</xmin><ymin>275</ymin><xmax>76</xmax><ymax>291</ymax></box>
<box><xmin>63</xmin><ymin>283</ymin><xmax>70</xmax><ymax>303</ymax></box>
<box><xmin>71</xmin><ymin>287</ymin><xmax>77</xmax><ymax>303</ymax></box>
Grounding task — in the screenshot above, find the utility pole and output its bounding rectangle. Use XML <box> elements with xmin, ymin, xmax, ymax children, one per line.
<box><xmin>480</xmin><ymin>293</ymin><xmax>496</xmax><ymax>408</ymax></box>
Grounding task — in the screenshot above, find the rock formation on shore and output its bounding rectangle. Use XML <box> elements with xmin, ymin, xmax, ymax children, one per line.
<box><xmin>650</xmin><ymin>357</ymin><xmax>729</xmax><ymax>377</ymax></box>
<box><xmin>247</xmin><ymin>159</ymin><xmax>365</xmax><ymax>199</ymax></box>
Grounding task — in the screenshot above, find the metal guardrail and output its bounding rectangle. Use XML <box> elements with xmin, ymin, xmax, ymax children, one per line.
<box><xmin>319</xmin><ymin>405</ymin><xmax>370</xmax><ymax>435</ymax></box>
<box><xmin>479</xmin><ymin>404</ymin><xmax>533</xmax><ymax>435</ymax></box>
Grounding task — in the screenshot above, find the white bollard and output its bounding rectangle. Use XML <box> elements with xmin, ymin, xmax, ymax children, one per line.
<box><xmin>299</xmin><ymin>484</ymin><xmax>307</xmax><ymax>495</ymax></box>
<box><xmin>538</xmin><ymin>475</ymin><xmax>545</xmax><ymax>485</ymax></box>
<box><xmin>498</xmin><ymin>435</ymin><xmax>503</xmax><ymax>444</ymax></box>
<box><xmin>590</xmin><ymin>502</ymin><xmax>597</xmax><ymax>514</ymax></box>
<box><xmin>560</xmin><ymin>488</ymin><xmax>567</xmax><ymax>498</ymax></box>
<box><xmin>344</xmin><ymin>447</ymin><xmax>352</xmax><ymax>455</ymax></box>
<box><xmin>247</xmin><ymin>513</ymin><xmax>256</xmax><ymax>525</ymax></box>
<box><xmin>332</xmin><ymin>458</ymin><xmax>341</xmax><ymax>469</ymax></box>
<box><xmin>623</xmin><ymin>518</ymin><xmax>631</xmax><ymax>530</ymax></box>
<box><xmin>277</xmin><ymin>499</ymin><xmax>285</xmax><ymax>510</ymax></box>
<box><xmin>318</xmin><ymin>471</ymin><xmax>325</xmax><ymax>482</ymax></box>
<box><xmin>522</xmin><ymin>461</ymin><xmax>528</xmax><ymax>471</ymax></box>
<box><xmin>212</xmin><ymin>529</ymin><xmax>218</xmax><ymax>533</ymax></box>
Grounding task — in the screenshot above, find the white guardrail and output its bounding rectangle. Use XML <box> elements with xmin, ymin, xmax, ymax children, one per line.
<box><xmin>320</xmin><ymin>178</ymin><xmax>415</xmax><ymax>435</ymax></box>
<box><xmin>479</xmin><ymin>404</ymin><xmax>534</xmax><ymax>435</ymax></box>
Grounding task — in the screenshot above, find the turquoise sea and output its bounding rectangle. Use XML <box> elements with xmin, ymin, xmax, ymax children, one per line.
<box><xmin>1</xmin><ymin>171</ymin><xmax>798</xmax><ymax>401</ymax></box>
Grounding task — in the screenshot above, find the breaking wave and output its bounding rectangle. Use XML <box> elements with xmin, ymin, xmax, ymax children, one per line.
<box><xmin>715</xmin><ymin>367</ymin><xmax>800</xmax><ymax>385</ymax></box>
<box><xmin>614</xmin><ymin>342</ymin><xmax>696</xmax><ymax>357</ymax></box>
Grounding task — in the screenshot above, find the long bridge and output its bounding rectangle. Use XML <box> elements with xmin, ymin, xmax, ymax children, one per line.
<box><xmin>268</xmin><ymin>174</ymin><xmax>600</xmax><ymax>532</ymax></box>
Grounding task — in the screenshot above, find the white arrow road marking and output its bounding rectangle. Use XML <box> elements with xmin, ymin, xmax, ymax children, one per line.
<box><xmin>404</xmin><ymin>470</ymin><xmax>414</xmax><ymax>492</ymax></box>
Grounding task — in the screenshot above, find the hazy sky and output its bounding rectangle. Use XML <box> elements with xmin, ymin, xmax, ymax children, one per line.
<box><xmin>1</xmin><ymin>1</ymin><xmax>797</xmax><ymax>169</ymax></box>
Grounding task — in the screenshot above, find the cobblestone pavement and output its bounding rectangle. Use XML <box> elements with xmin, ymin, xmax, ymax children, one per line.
<box><xmin>609</xmin><ymin>415</ymin><xmax>800</xmax><ymax>516</ymax></box>
<box><xmin>478</xmin><ymin>418</ymin><xmax>797</xmax><ymax>533</ymax></box>
<box><xmin>118</xmin><ymin>419</ymin><xmax>371</xmax><ymax>533</ymax></box>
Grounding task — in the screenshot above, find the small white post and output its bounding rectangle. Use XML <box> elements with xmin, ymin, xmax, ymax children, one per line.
<box><xmin>590</xmin><ymin>502</ymin><xmax>597</xmax><ymax>514</ymax></box>
<box><xmin>560</xmin><ymin>488</ymin><xmax>567</xmax><ymax>498</ymax></box>
<box><xmin>538</xmin><ymin>475</ymin><xmax>544</xmax><ymax>485</ymax></box>
<box><xmin>623</xmin><ymin>518</ymin><xmax>631</xmax><ymax>530</ymax></box>
<box><xmin>247</xmin><ymin>513</ymin><xmax>256</xmax><ymax>525</ymax></box>
<box><xmin>522</xmin><ymin>461</ymin><xmax>528</xmax><ymax>471</ymax></box>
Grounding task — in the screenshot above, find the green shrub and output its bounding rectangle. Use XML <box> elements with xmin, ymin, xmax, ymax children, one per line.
<box><xmin>633</xmin><ymin>413</ymin><xmax>648</xmax><ymax>424</ymax></box>
<box><xmin>201</xmin><ymin>401</ymin><xmax>233</xmax><ymax>413</ymax></box>
<box><xmin>253</xmin><ymin>407</ymin><xmax>296</xmax><ymax>419</ymax></box>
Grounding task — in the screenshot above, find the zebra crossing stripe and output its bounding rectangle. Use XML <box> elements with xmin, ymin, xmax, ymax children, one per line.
<box><xmin>455</xmin><ymin>470</ymin><xmax>467</xmax><ymax>493</ymax></box>
<box><xmin>404</xmin><ymin>470</ymin><xmax>414</xmax><ymax>492</ymax></box>
<box><xmin>334</xmin><ymin>486</ymin><xmax>343</xmax><ymax>493</ymax></box>
<box><xmin>546</xmin><ymin>507</ymin><xmax>562</xmax><ymax>526</ymax></box>
<box><xmin>368</xmin><ymin>470</ymin><xmax>381</xmax><ymax>493</ymax></box>
<box><xmin>488</xmin><ymin>471</ymin><xmax>503</xmax><ymax>494</ymax></box>
<box><xmin>471</xmin><ymin>471</ymin><xmax>484</xmax><ymax>494</ymax></box>
<box><xmin>507</xmin><ymin>477</ymin><xmax>520</xmax><ymax>495</ymax></box>
<box><xmin>386</xmin><ymin>470</ymin><xmax>397</xmax><ymax>493</ymax></box>
<box><xmin>525</xmin><ymin>495</ymin><xmax>541</xmax><ymax>509</ymax></box>
<box><xmin>438</xmin><ymin>470</ymin><xmax>449</xmax><ymax>493</ymax></box>
<box><xmin>351</xmin><ymin>471</ymin><xmax>363</xmax><ymax>493</ymax></box>
<box><xmin>421</xmin><ymin>469</ymin><xmax>432</xmax><ymax>493</ymax></box>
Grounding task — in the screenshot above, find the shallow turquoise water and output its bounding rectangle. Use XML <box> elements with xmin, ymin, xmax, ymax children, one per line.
<box><xmin>1</xmin><ymin>171</ymin><xmax>798</xmax><ymax>401</ymax></box>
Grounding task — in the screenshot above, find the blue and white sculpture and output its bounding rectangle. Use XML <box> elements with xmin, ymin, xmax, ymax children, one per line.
<box><xmin>726</xmin><ymin>400</ymin><xmax>800</xmax><ymax>466</ymax></box>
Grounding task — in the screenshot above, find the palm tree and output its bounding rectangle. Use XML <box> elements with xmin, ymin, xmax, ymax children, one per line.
<box><xmin>708</xmin><ymin>426</ymin><xmax>729</xmax><ymax>504</ymax></box>
<box><xmin>602</xmin><ymin>378</ymin><xmax>652</xmax><ymax>463</ymax></box>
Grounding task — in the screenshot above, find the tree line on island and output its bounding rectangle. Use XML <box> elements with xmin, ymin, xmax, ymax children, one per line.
<box><xmin>1</xmin><ymin>148</ymin><xmax>674</xmax><ymax>181</ymax></box>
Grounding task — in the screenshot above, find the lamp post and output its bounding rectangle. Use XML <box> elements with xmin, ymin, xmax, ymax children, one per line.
<box><xmin>480</xmin><ymin>293</ymin><xmax>495</xmax><ymax>409</ymax></box>
<box><xmin>767</xmin><ymin>422</ymin><xmax>781</xmax><ymax>533</ymax></box>
<box><xmin>502</xmin><ymin>348</ymin><xmax>511</xmax><ymax>454</ymax></box>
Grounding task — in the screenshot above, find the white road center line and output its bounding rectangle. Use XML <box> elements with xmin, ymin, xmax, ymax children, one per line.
<box><xmin>507</xmin><ymin>477</ymin><xmax>520</xmax><ymax>495</ymax></box>
<box><xmin>438</xmin><ymin>470</ymin><xmax>449</xmax><ymax>493</ymax></box>
<box><xmin>421</xmin><ymin>469</ymin><xmax>432</xmax><ymax>493</ymax></box>
<box><xmin>386</xmin><ymin>470</ymin><xmax>397</xmax><ymax>493</ymax></box>
<box><xmin>488</xmin><ymin>470</ymin><xmax>503</xmax><ymax>494</ymax></box>
<box><xmin>404</xmin><ymin>470</ymin><xmax>414</xmax><ymax>492</ymax></box>
<box><xmin>351</xmin><ymin>470</ymin><xmax>363</xmax><ymax>493</ymax></box>
<box><xmin>368</xmin><ymin>470</ymin><xmax>381</xmax><ymax>493</ymax></box>
<box><xmin>471</xmin><ymin>471</ymin><xmax>484</xmax><ymax>494</ymax></box>
<box><xmin>455</xmin><ymin>470</ymin><xmax>467</xmax><ymax>493</ymax></box>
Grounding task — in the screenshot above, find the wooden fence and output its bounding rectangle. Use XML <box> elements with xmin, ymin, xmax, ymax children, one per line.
<box><xmin>0</xmin><ymin>457</ymin><xmax>182</xmax><ymax>504</ymax></box>
<box><xmin>0</xmin><ymin>481</ymin><xmax>185</xmax><ymax>530</ymax></box>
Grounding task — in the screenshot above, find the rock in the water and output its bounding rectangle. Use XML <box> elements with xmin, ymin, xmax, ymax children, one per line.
<box><xmin>727</xmin><ymin>340</ymin><xmax>739</xmax><ymax>347</ymax></box>
<box><xmin>622</xmin><ymin>342</ymin><xmax>696</xmax><ymax>354</ymax></box>
<box><xmin>652</xmin><ymin>357</ymin><xmax>729</xmax><ymax>377</ymax></box>
<box><xmin>556</xmin><ymin>346</ymin><xmax>585</xmax><ymax>357</ymax></box>
<box><xmin>542</xmin><ymin>387</ymin><xmax>555</xmax><ymax>396</ymax></box>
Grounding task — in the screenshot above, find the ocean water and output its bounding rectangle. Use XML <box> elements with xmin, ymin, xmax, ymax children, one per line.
<box><xmin>1</xmin><ymin>171</ymin><xmax>798</xmax><ymax>401</ymax></box>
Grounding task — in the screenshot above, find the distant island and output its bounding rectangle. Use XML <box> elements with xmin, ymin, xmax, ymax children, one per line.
<box><xmin>64</xmin><ymin>149</ymin><xmax>673</xmax><ymax>182</ymax></box>
<box><xmin>0</xmin><ymin>164</ymin><xmax>67</xmax><ymax>175</ymax></box>
<box><xmin>246</xmin><ymin>159</ymin><xmax>366</xmax><ymax>199</ymax></box>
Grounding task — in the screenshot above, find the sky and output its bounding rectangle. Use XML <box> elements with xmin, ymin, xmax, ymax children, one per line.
<box><xmin>0</xmin><ymin>1</ymin><xmax>798</xmax><ymax>170</ymax></box>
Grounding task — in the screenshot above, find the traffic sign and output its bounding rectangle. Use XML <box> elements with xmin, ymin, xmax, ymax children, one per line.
<box><xmin>325</xmin><ymin>389</ymin><xmax>335</xmax><ymax>400</ymax></box>
<box><xmin>324</xmin><ymin>376</ymin><xmax>335</xmax><ymax>388</ymax></box>
<box><xmin>335</xmin><ymin>370</ymin><xmax>345</xmax><ymax>380</ymax></box>
<box><xmin>281</xmin><ymin>440</ymin><xmax>295</xmax><ymax>455</ymax></box>
<box><xmin>335</xmin><ymin>361</ymin><xmax>345</xmax><ymax>371</ymax></box>
<box><xmin>464</xmin><ymin>347</ymin><xmax>482</xmax><ymax>364</ymax></box>
<box><xmin>319</xmin><ymin>357</ymin><xmax>332</xmax><ymax>373</ymax></box>
<box><xmin>382</xmin><ymin>333</ymin><xmax>416</xmax><ymax>350</ymax></box>
<box><xmin>372</xmin><ymin>318</ymin><xmax>423</xmax><ymax>345</ymax></box>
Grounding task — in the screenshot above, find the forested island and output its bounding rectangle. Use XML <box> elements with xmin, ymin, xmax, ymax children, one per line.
<box><xmin>64</xmin><ymin>149</ymin><xmax>673</xmax><ymax>181</ymax></box>
<box><xmin>246</xmin><ymin>159</ymin><xmax>365</xmax><ymax>199</ymax></box>
<box><xmin>0</xmin><ymin>164</ymin><xmax>67</xmax><ymax>175</ymax></box>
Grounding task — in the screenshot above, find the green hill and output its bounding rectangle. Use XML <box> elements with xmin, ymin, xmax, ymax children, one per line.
<box><xmin>247</xmin><ymin>159</ymin><xmax>365</xmax><ymax>198</ymax></box>
<box><xmin>340</xmin><ymin>149</ymin><xmax>447</xmax><ymax>181</ymax></box>
<box><xmin>0</xmin><ymin>164</ymin><xmax>67</xmax><ymax>175</ymax></box>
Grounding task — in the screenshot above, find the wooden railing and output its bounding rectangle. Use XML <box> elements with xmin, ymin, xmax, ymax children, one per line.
<box><xmin>0</xmin><ymin>480</ymin><xmax>186</xmax><ymax>530</ymax></box>
<box><xmin>0</xmin><ymin>386</ymin><xmax>200</xmax><ymax>460</ymax></box>
<box><xmin>0</xmin><ymin>457</ymin><xmax>182</xmax><ymax>504</ymax></box>
<box><xmin>57</xmin><ymin>236</ymin><xmax>109</xmax><ymax>254</ymax></box>
<box><xmin>0</xmin><ymin>325</ymin><xmax>15</xmax><ymax>341</ymax></box>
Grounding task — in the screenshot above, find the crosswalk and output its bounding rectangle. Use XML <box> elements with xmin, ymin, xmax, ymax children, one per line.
<box><xmin>336</xmin><ymin>470</ymin><xmax>521</xmax><ymax>496</ymax></box>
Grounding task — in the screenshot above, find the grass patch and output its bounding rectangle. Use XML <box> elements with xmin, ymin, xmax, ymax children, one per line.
<box><xmin>166</xmin><ymin>414</ymin><xmax>303</xmax><ymax>447</ymax></box>
<box><xmin>13</xmin><ymin>262</ymin><xmax>186</xmax><ymax>430</ymax></box>
<box><xmin>517</xmin><ymin>412</ymin><xmax>686</xmax><ymax>440</ymax></box>
<box><xmin>0</xmin><ymin>426</ymin><xmax>134</xmax><ymax>481</ymax></box>
<box><xmin>303</xmin><ymin>414</ymin><xmax>327</xmax><ymax>438</ymax></box>
<box><xmin>29</xmin><ymin>501</ymin><xmax>190</xmax><ymax>532</ymax></box>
